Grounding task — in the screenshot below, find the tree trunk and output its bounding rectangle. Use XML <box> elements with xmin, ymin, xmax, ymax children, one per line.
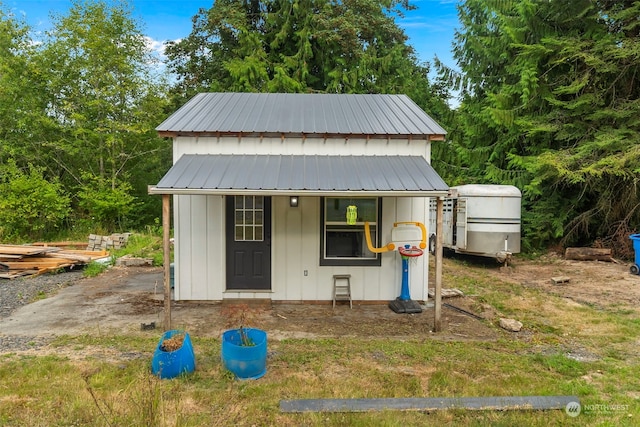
<box><xmin>564</xmin><ymin>247</ymin><xmax>612</xmax><ymax>261</ymax></box>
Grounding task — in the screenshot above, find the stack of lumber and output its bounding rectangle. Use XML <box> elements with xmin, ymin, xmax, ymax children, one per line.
<box><xmin>0</xmin><ymin>244</ymin><xmax>109</xmax><ymax>279</ymax></box>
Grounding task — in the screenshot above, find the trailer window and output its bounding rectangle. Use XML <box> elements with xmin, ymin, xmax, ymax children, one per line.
<box><xmin>320</xmin><ymin>197</ymin><xmax>382</xmax><ymax>266</ymax></box>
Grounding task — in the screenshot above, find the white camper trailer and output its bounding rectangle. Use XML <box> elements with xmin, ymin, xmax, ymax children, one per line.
<box><xmin>429</xmin><ymin>185</ymin><xmax>521</xmax><ymax>263</ymax></box>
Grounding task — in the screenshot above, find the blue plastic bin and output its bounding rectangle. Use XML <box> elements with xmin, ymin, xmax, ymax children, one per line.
<box><xmin>221</xmin><ymin>328</ymin><xmax>267</xmax><ymax>380</ymax></box>
<box><xmin>152</xmin><ymin>330</ymin><xmax>196</xmax><ymax>379</ymax></box>
<box><xmin>630</xmin><ymin>234</ymin><xmax>640</xmax><ymax>275</ymax></box>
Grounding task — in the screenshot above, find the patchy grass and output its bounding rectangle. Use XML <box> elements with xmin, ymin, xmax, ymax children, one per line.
<box><xmin>83</xmin><ymin>260</ymin><xmax>112</xmax><ymax>277</ymax></box>
<box><xmin>1</xmin><ymin>332</ymin><xmax>638</xmax><ymax>425</ymax></box>
<box><xmin>111</xmin><ymin>231</ymin><xmax>167</xmax><ymax>267</ymax></box>
<box><xmin>30</xmin><ymin>290</ymin><xmax>48</xmax><ymax>302</ymax></box>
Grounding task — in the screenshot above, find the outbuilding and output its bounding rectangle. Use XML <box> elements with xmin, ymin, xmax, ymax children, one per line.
<box><xmin>149</xmin><ymin>93</ymin><xmax>449</xmax><ymax>326</ymax></box>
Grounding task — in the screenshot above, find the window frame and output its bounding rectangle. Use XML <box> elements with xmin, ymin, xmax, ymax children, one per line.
<box><xmin>319</xmin><ymin>197</ymin><xmax>383</xmax><ymax>267</ymax></box>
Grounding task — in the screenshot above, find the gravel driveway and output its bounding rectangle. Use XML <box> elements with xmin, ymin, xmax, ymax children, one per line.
<box><xmin>0</xmin><ymin>269</ymin><xmax>85</xmax><ymax>352</ymax></box>
<box><xmin>0</xmin><ymin>270</ymin><xmax>84</xmax><ymax>318</ymax></box>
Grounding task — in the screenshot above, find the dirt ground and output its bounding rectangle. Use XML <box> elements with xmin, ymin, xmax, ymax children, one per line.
<box><xmin>1</xmin><ymin>254</ymin><xmax>639</xmax><ymax>349</ymax></box>
<box><xmin>490</xmin><ymin>253</ymin><xmax>640</xmax><ymax>309</ymax></box>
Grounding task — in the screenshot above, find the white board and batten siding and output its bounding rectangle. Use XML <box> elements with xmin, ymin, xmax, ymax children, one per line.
<box><xmin>174</xmin><ymin>194</ymin><xmax>431</xmax><ymax>302</ymax></box>
<box><xmin>172</xmin><ymin>135</ymin><xmax>434</xmax><ymax>302</ymax></box>
<box><xmin>172</xmin><ymin>135</ymin><xmax>431</xmax><ymax>159</ymax></box>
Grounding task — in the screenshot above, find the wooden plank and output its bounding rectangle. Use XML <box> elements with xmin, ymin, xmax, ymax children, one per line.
<box><xmin>163</xmin><ymin>194</ymin><xmax>172</xmax><ymax>331</ymax></box>
<box><xmin>46</xmin><ymin>252</ymin><xmax>92</xmax><ymax>263</ymax></box>
<box><xmin>551</xmin><ymin>276</ymin><xmax>570</xmax><ymax>285</ymax></box>
<box><xmin>32</xmin><ymin>265</ymin><xmax>73</xmax><ymax>275</ymax></box>
<box><xmin>280</xmin><ymin>396</ymin><xmax>580</xmax><ymax>413</ymax></box>
<box><xmin>0</xmin><ymin>258</ymin><xmax>76</xmax><ymax>269</ymax></box>
<box><xmin>31</xmin><ymin>241</ymin><xmax>88</xmax><ymax>248</ymax></box>
<box><xmin>3</xmin><ymin>256</ymin><xmax>72</xmax><ymax>263</ymax></box>
<box><xmin>0</xmin><ymin>246</ymin><xmax>109</xmax><ymax>275</ymax></box>
<box><xmin>0</xmin><ymin>270</ymin><xmax>39</xmax><ymax>279</ymax></box>
<box><xmin>56</xmin><ymin>249</ymin><xmax>109</xmax><ymax>257</ymax></box>
<box><xmin>0</xmin><ymin>245</ymin><xmax>58</xmax><ymax>256</ymax></box>
<box><xmin>0</xmin><ymin>254</ymin><xmax>25</xmax><ymax>260</ymax></box>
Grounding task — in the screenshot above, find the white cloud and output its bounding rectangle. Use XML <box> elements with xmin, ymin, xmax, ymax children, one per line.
<box><xmin>145</xmin><ymin>36</ymin><xmax>182</xmax><ymax>60</ymax></box>
<box><xmin>145</xmin><ymin>36</ymin><xmax>167</xmax><ymax>58</ymax></box>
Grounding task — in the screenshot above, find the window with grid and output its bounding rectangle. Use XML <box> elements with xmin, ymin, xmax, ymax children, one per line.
<box><xmin>234</xmin><ymin>196</ymin><xmax>264</xmax><ymax>241</ymax></box>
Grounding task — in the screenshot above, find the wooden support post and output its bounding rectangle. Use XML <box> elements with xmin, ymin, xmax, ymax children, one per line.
<box><xmin>434</xmin><ymin>197</ymin><xmax>444</xmax><ymax>332</ymax></box>
<box><xmin>162</xmin><ymin>194</ymin><xmax>171</xmax><ymax>331</ymax></box>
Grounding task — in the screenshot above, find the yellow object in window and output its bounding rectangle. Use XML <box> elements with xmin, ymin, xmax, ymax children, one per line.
<box><xmin>346</xmin><ymin>205</ymin><xmax>358</xmax><ymax>225</ymax></box>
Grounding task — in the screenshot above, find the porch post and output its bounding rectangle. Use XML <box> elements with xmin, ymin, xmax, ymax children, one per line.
<box><xmin>434</xmin><ymin>196</ymin><xmax>444</xmax><ymax>332</ymax></box>
<box><xmin>162</xmin><ymin>194</ymin><xmax>171</xmax><ymax>331</ymax></box>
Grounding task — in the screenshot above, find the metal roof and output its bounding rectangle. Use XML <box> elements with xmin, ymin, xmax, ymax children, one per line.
<box><xmin>149</xmin><ymin>154</ymin><xmax>449</xmax><ymax>197</ymax></box>
<box><xmin>156</xmin><ymin>93</ymin><xmax>447</xmax><ymax>138</ymax></box>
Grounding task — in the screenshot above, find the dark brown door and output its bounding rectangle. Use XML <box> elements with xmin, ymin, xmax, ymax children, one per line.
<box><xmin>226</xmin><ymin>196</ymin><xmax>271</xmax><ymax>290</ymax></box>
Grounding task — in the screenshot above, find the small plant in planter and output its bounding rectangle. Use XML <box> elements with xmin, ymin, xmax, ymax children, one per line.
<box><xmin>220</xmin><ymin>304</ymin><xmax>268</xmax><ymax>379</ymax></box>
<box><xmin>223</xmin><ymin>304</ymin><xmax>262</xmax><ymax>346</ymax></box>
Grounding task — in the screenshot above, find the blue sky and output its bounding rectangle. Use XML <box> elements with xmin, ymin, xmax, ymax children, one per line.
<box><xmin>9</xmin><ymin>0</ymin><xmax>460</xmax><ymax>71</ymax></box>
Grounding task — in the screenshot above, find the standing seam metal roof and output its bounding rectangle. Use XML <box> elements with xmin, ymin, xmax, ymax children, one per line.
<box><xmin>156</xmin><ymin>93</ymin><xmax>447</xmax><ymax>136</ymax></box>
<box><xmin>150</xmin><ymin>154</ymin><xmax>449</xmax><ymax>195</ymax></box>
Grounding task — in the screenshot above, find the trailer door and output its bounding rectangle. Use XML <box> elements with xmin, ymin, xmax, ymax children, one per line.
<box><xmin>456</xmin><ymin>198</ymin><xmax>467</xmax><ymax>249</ymax></box>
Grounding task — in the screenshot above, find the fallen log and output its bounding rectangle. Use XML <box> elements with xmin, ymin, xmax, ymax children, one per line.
<box><xmin>564</xmin><ymin>247</ymin><xmax>613</xmax><ymax>262</ymax></box>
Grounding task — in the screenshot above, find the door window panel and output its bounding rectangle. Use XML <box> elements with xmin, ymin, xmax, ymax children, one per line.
<box><xmin>234</xmin><ymin>196</ymin><xmax>264</xmax><ymax>242</ymax></box>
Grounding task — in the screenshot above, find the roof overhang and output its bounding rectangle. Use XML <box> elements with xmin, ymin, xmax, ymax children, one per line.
<box><xmin>149</xmin><ymin>154</ymin><xmax>449</xmax><ymax>198</ymax></box>
<box><xmin>156</xmin><ymin>131</ymin><xmax>446</xmax><ymax>141</ymax></box>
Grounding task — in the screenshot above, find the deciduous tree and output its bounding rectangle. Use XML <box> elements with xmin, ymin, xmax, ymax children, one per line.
<box><xmin>37</xmin><ymin>0</ymin><xmax>170</xmax><ymax>229</ymax></box>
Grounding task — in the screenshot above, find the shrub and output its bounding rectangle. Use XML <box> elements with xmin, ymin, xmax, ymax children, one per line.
<box><xmin>0</xmin><ymin>160</ymin><xmax>70</xmax><ymax>241</ymax></box>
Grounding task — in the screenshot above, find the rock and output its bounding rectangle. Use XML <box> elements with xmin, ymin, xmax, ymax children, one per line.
<box><xmin>499</xmin><ymin>318</ymin><xmax>523</xmax><ymax>332</ymax></box>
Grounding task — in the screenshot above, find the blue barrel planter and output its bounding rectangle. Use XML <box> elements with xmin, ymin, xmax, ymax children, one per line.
<box><xmin>221</xmin><ymin>328</ymin><xmax>267</xmax><ymax>380</ymax></box>
<box><xmin>152</xmin><ymin>330</ymin><xmax>196</xmax><ymax>379</ymax></box>
<box><xmin>630</xmin><ymin>234</ymin><xmax>640</xmax><ymax>275</ymax></box>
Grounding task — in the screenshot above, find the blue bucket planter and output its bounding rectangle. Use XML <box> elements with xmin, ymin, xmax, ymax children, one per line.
<box><xmin>221</xmin><ymin>328</ymin><xmax>267</xmax><ymax>380</ymax></box>
<box><xmin>152</xmin><ymin>330</ymin><xmax>196</xmax><ymax>379</ymax></box>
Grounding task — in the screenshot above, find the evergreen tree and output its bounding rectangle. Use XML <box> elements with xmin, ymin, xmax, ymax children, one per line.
<box><xmin>163</xmin><ymin>0</ymin><xmax>450</xmax><ymax>123</ymax></box>
<box><xmin>442</xmin><ymin>0</ymin><xmax>640</xmax><ymax>250</ymax></box>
